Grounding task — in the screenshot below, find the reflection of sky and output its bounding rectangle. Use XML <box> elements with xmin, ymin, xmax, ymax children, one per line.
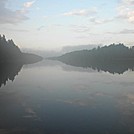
<box><xmin>1</xmin><ymin>60</ymin><xmax>134</xmax><ymax>133</ymax></box>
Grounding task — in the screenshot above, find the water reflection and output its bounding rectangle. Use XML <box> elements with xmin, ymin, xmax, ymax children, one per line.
<box><xmin>0</xmin><ymin>63</ymin><xmax>23</xmax><ymax>87</ymax></box>
<box><xmin>0</xmin><ymin>60</ymin><xmax>134</xmax><ymax>133</ymax></box>
<box><xmin>58</xmin><ymin>60</ymin><xmax>134</xmax><ymax>74</ymax></box>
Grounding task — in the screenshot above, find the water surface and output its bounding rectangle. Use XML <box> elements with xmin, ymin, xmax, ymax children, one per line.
<box><xmin>0</xmin><ymin>60</ymin><xmax>134</xmax><ymax>134</ymax></box>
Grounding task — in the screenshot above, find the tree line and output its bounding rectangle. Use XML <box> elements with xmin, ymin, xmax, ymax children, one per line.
<box><xmin>57</xmin><ymin>43</ymin><xmax>134</xmax><ymax>64</ymax></box>
<box><xmin>0</xmin><ymin>35</ymin><xmax>22</xmax><ymax>62</ymax></box>
<box><xmin>0</xmin><ymin>35</ymin><xmax>43</xmax><ymax>63</ymax></box>
<box><xmin>51</xmin><ymin>43</ymin><xmax>134</xmax><ymax>74</ymax></box>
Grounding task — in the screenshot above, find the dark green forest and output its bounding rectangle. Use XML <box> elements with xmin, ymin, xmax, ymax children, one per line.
<box><xmin>0</xmin><ymin>35</ymin><xmax>22</xmax><ymax>62</ymax></box>
<box><xmin>56</xmin><ymin>43</ymin><xmax>134</xmax><ymax>63</ymax></box>
<box><xmin>0</xmin><ymin>35</ymin><xmax>43</xmax><ymax>63</ymax></box>
<box><xmin>50</xmin><ymin>43</ymin><xmax>134</xmax><ymax>74</ymax></box>
<box><xmin>0</xmin><ymin>35</ymin><xmax>43</xmax><ymax>87</ymax></box>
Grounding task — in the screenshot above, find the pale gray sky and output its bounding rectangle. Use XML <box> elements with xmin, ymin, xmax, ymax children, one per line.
<box><xmin>0</xmin><ymin>0</ymin><xmax>134</xmax><ymax>50</ymax></box>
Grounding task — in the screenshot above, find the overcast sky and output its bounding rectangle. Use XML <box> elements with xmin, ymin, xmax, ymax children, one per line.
<box><xmin>0</xmin><ymin>0</ymin><xmax>134</xmax><ymax>50</ymax></box>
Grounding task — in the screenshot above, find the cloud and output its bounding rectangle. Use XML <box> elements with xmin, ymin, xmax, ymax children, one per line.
<box><xmin>63</xmin><ymin>8</ymin><xmax>97</xmax><ymax>17</ymax></box>
<box><xmin>43</xmin><ymin>16</ymin><xmax>48</xmax><ymax>20</ymax></box>
<box><xmin>107</xmin><ymin>29</ymin><xmax>134</xmax><ymax>34</ymax></box>
<box><xmin>89</xmin><ymin>17</ymin><xmax>113</xmax><ymax>24</ymax></box>
<box><xmin>37</xmin><ymin>25</ymin><xmax>45</xmax><ymax>31</ymax></box>
<box><xmin>23</xmin><ymin>1</ymin><xmax>36</xmax><ymax>8</ymax></box>
<box><xmin>2</xmin><ymin>27</ymin><xmax>29</xmax><ymax>32</ymax></box>
<box><xmin>70</xmin><ymin>25</ymin><xmax>91</xmax><ymax>33</ymax></box>
<box><xmin>0</xmin><ymin>1</ymin><xmax>29</xmax><ymax>24</ymax></box>
<box><xmin>117</xmin><ymin>0</ymin><xmax>134</xmax><ymax>23</ymax></box>
<box><xmin>120</xmin><ymin>29</ymin><xmax>134</xmax><ymax>34</ymax></box>
<box><xmin>122</xmin><ymin>0</ymin><xmax>134</xmax><ymax>5</ymax></box>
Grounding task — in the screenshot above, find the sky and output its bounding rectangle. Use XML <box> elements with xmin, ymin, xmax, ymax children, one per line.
<box><xmin>0</xmin><ymin>0</ymin><xmax>134</xmax><ymax>50</ymax></box>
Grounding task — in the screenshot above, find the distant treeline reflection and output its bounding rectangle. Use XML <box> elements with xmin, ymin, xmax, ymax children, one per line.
<box><xmin>50</xmin><ymin>43</ymin><xmax>134</xmax><ymax>74</ymax></box>
<box><xmin>60</xmin><ymin>60</ymin><xmax>134</xmax><ymax>74</ymax></box>
<box><xmin>0</xmin><ymin>63</ymin><xmax>23</xmax><ymax>87</ymax></box>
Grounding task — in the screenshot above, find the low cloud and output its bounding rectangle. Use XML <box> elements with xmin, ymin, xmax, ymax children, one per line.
<box><xmin>2</xmin><ymin>27</ymin><xmax>29</xmax><ymax>32</ymax></box>
<box><xmin>122</xmin><ymin>0</ymin><xmax>134</xmax><ymax>5</ymax></box>
<box><xmin>70</xmin><ymin>24</ymin><xmax>91</xmax><ymax>33</ymax></box>
<box><xmin>89</xmin><ymin>17</ymin><xmax>113</xmax><ymax>24</ymax></box>
<box><xmin>120</xmin><ymin>29</ymin><xmax>134</xmax><ymax>34</ymax></box>
<box><xmin>37</xmin><ymin>25</ymin><xmax>45</xmax><ymax>31</ymax></box>
<box><xmin>63</xmin><ymin>8</ymin><xmax>97</xmax><ymax>17</ymax></box>
<box><xmin>0</xmin><ymin>1</ymin><xmax>29</xmax><ymax>24</ymax></box>
<box><xmin>24</xmin><ymin>1</ymin><xmax>36</xmax><ymax>8</ymax></box>
<box><xmin>107</xmin><ymin>29</ymin><xmax>134</xmax><ymax>34</ymax></box>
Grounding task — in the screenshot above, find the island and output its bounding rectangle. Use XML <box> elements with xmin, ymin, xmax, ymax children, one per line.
<box><xmin>48</xmin><ymin>43</ymin><xmax>134</xmax><ymax>74</ymax></box>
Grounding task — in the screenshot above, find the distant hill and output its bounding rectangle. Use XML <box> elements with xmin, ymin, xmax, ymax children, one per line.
<box><xmin>50</xmin><ymin>43</ymin><xmax>134</xmax><ymax>62</ymax></box>
<box><xmin>48</xmin><ymin>43</ymin><xmax>134</xmax><ymax>74</ymax></box>
<box><xmin>62</xmin><ymin>44</ymin><xmax>100</xmax><ymax>53</ymax></box>
<box><xmin>0</xmin><ymin>35</ymin><xmax>43</xmax><ymax>64</ymax></box>
<box><xmin>22</xmin><ymin>48</ymin><xmax>62</xmax><ymax>58</ymax></box>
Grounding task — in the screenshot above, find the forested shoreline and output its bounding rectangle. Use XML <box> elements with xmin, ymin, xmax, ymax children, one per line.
<box><xmin>0</xmin><ymin>35</ymin><xmax>43</xmax><ymax>63</ymax></box>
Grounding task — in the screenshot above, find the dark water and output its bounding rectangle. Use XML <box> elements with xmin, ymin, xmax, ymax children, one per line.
<box><xmin>0</xmin><ymin>60</ymin><xmax>134</xmax><ymax>134</ymax></box>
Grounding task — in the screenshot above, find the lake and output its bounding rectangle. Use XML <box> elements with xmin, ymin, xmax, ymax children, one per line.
<box><xmin>0</xmin><ymin>59</ymin><xmax>134</xmax><ymax>134</ymax></box>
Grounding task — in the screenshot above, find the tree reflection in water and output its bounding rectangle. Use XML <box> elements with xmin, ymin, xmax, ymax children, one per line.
<box><xmin>58</xmin><ymin>60</ymin><xmax>134</xmax><ymax>74</ymax></box>
<box><xmin>0</xmin><ymin>63</ymin><xmax>23</xmax><ymax>87</ymax></box>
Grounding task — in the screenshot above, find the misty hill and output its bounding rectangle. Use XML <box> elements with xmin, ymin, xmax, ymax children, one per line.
<box><xmin>62</xmin><ymin>44</ymin><xmax>101</xmax><ymax>53</ymax></box>
<box><xmin>22</xmin><ymin>44</ymin><xmax>100</xmax><ymax>58</ymax></box>
<box><xmin>0</xmin><ymin>35</ymin><xmax>43</xmax><ymax>64</ymax></box>
<box><xmin>22</xmin><ymin>48</ymin><xmax>62</xmax><ymax>58</ymax></box>
<box><xmin>51</xmin><ymin>43</ymin><xmax>134</xmax><ymax>62</ymax></box>
<box><xmin>49</xmin><ymin>43</ymin><xmax>134</xmax><ymax>74</ymax></box>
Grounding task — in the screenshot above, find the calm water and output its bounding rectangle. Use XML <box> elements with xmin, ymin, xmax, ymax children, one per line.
<box><xmin>0</xmin><ymin>60</ymin><xmax>134</xmax><ymax>134</ymax></box>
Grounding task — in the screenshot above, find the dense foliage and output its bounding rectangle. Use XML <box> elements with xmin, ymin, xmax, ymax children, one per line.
<box><xmin>0</xmin><ymin>35</ymin><xmax>43</xmax><ymax>63</ymax></box>
<box><xmin>52</xmin><ymin>43</ymin><xmax>134</xmax><ymax>74</ymax></box>
<box><xmin>57</xmin><ymin>43</ymin><xmax>134</xmax><ymax>64</ymax></box>
<box><xmin>0</xmin><ymin>35</ymin><xmax>22</xmax><ymax>62</ymax></box>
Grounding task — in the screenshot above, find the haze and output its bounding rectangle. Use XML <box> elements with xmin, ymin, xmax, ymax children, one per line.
<box><xmin>0</xmin><ymin>0</ymin><xmax>134</xmax><ymax>50</ymax></box>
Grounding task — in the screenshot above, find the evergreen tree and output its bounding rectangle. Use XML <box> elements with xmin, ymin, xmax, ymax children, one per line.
<box><xmin>0</xmin><ymin>35</ymin><xmax>22</xmax><ymax>62</ymax></box>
